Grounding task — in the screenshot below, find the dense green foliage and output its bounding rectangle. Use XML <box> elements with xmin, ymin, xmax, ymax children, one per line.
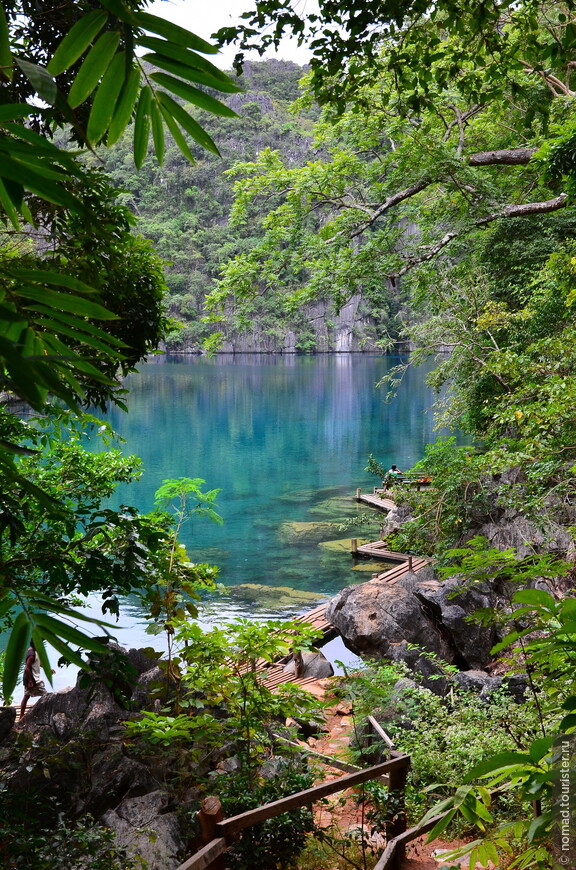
<box><xmin>0</xmin><ymin>0</ymin><xmax>236</xmax><ymax>688</ymax></box>
<box><xmin>95</xmin><ymin>59</ymin><xmax>399</xmax><ymax>352</ymax></box>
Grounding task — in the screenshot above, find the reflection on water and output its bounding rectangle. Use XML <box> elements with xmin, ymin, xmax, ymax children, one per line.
<box><xmin>101</xmin><ymin>353</ymin><xmax>444</xmax><ymax>598</ymax></box>
<box><xmin>9</xmin><ymin>354</ymin><xmax>456</xmax><ymax>691</ymax></box>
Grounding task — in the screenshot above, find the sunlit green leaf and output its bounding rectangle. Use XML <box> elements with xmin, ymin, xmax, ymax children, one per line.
<box><xmin>87</xmin><ymin>51</ymin><xmax>127</xmax><ymax>144</ymax></box>
<box><xmin>107</xmin><ymin>66</ymin><xmax>141</xmax><ymax>145</ymax></box>
<box><xmin>150</xmin><ymin>99</ymin><xmax>165</xmax><ymax>164</ymax></box>
<box><xmin>47</xmin><ymin>10</ymin><xmax>109</xmax><ymax>76</ymax></box>
<box><xmin>134</xmin><ymin>85</ymin><xmax>152</xmax><ymax>168</ymax></box>
<box><xmin>157</xmin><ymin>92</ymin><xmax>220</xmax><ymax>155</ymax></box>
<box><xmin>150</xmin><ymin>72</ymin><xmax>237</xmax><ymax>117</ymax></box>
<box><xmin>158</xmin><ymin>102</ymin><xmax>195</xmax><ymax>163</ymax></box>
<box><xmin>133</xmin><ymin>13</ymin><xmax>219</xmax><ymax>54</ymax></box>
<box><xmin>68</xmin><ymin>31</ymin><xmax>121</xmax><ymax>108</ymax></box>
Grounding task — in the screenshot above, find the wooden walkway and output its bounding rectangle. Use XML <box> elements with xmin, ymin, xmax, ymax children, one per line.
<box><xmin>257</xmin><ymin>552</ymin><xmax>429</xmax><ymax>691</ymax></box>
<box><xmin>356</xmin><ymin>489</ymin><xmax>395</xmax><ymax>512</ymax></box>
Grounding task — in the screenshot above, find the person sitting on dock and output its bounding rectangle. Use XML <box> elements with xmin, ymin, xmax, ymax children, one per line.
<box><xmin>387</xmin><ymin>464</ymin><xmax>403</xmax><ymax>482</ymax></box>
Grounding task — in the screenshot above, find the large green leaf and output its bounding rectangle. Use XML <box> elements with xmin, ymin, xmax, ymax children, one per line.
<box><xmin>0</xmin><ymin>6</ymin><xmax>12</xmax><ymax>81</ymax></box>
<box><xmin>150</xmin><ymin>72</ymin><xmax>237</xmax><ymax>117</ymax></box>
<box><xmin>33</xmin><ymin>318</ymin><xmax>124</xmax><ymax>357</ymax></box>
<box><xmin>513</xmin><ymin>589</ymin><xmax>556</xmax><ymax>609</ymax></box>
<box><xmin>465</xmin><ymin>751</ymin><xmax>533</xmax><ymax>781</ymax></box>
<box><xmin>8</xmin><ymin>269</ymin><xmax>97</xmax><ymax>294</ymax></box>
<box><xmin>14</xmin><ymin>58</ymin><xmax>57</xmax><ymax>105</ymax></box>
<box><xmin>143</xmin><ymin>51</ymin><xmax>240</xmax><ymax>93</ymax></box>
<box><xmin>0</xmin><ymin>105</ymin><xmax>36</xmax><ymax>123</ymax></box>
<box><xmin>150</xmin><ymin>99</ymin><xmax>165</xmax><ymax>165</ymax></box>
<box><xmin>138</xmin><ymin>36</ymin><xmax>240</xmax><ymax>87</ymax></box>
<box><xmin>87</xmin><ymin>51</ymin><xmax>127</xmax><ymax>144</ymax></box>
<box><xmin>16</xmin><ymin>286</ymin><xmax>116</xmax><ymax>319</ymax></box>
<box><xmin>68</xmin><ymin>31</ymin><xmax>121</xmax><ymax>108</ymax></box>
<box><xmin>0</xmin><ymin>176</ymin><xmax>20</xmax><ymax>229</ymax></box>
<box><xmin>2</xmin><ymin>610</ymin><xmax>31</xmax><ymax>701</ymax></box>
<box><xmin>106</xmin><ymin>66</ymin><xmax>141</xmax><ymax>145</ymax></box>
<box><xmin>47</xmin><ymin>10</ymin><xmax>109</xmax><ymax>76</ymax></box>
<box><xmin>134</xmin><ymin>85</ymin><xmax>152</xmax><ymax>167</ymax></box>
<box><xmin>157</xmin><ymin>92</ymin><xmax>220</xmax><ymax>155</ymax></box>
<box><xmin>0</xmin><ymin>155</ymin><xmax>87</xmax><ymax>214</ymax></box>
<box><xmin>158</xmin><ymin>103</ymin><xmax>195</xmax><ymax>163</ymax></box>
<box><xmin>24</xmin><ymin>305</ymin><xmax>126</xmax><ymax>346</ymax></box>
<box><xmin>133</xmin><ymin>12</ymin><xmax>219</xmax><ymax>54</ymax></box>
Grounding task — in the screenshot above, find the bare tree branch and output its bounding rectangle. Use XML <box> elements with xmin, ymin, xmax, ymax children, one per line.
<box><xmin>468</xmin><ymin>148</ymin><xmax>538</xmax><ymax>166</ymax></box>
<box><xmin>394</xmin><ymin>194</ymin><xmax>568</xmax><ymax>278</ymax></box>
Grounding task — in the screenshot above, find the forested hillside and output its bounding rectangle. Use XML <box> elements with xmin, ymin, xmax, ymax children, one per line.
<box><xmin>98</xmin><ymin>60</ymin><xmax>400</xmax><ymax>353</ymax></box>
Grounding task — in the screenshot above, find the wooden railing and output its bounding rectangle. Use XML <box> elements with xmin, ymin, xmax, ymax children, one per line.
<box><xmin>175</xmin><ymin>752</ymin><xmax>411</xmax><ymax>870</ymax></box>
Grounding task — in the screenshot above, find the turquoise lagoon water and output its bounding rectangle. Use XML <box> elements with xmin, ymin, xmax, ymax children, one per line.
<box><xmin>102</xmin><ymin>353</ymin><xmax>442</xmax><ymax>597</ymax></box>
<box><xmin>11</xmin><ymin>353</ymin><xmax>454</xmax><ymax>690</ymax></box>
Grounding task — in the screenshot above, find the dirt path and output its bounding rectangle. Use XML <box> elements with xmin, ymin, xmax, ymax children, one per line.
<box><xmin>298</xmin><ymin>680</ymin><xmax>491</xmax><ymax>870</ymax></box>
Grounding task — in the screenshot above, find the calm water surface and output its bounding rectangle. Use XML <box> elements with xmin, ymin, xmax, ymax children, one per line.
<box><xmin>15</xmin><ymin>353</ymin><xmax>453</xmax><ymax>690</ymax></box>
<box><xmin>103</xmin><ymin>353</ymin><xmax>442</xmax><ymax>599</ymax></box>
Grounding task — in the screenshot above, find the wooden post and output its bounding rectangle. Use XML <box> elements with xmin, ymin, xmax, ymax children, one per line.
<box><xmin>197</xmin><ymin>797</ymin><xmax>225</xmax><ymax>870</ymax></box>
<box><xmin>356</xmin><ymin>488</ymin><xmax>361</xmax><ymax>500</ymax></box>
<box><xmin>408</xmin><ymin>556</ymin><xmax>413</xmax><ymax>572</ymax></box>
<box><xmin>386</xmin><ymin>752</ymin><xmax>409</xmax><ymax>859</ymax></box>
<box><xmin>293</xmin><ymin>650</ymin><xmax>304</xmax><ymax>678</ymax></box>
<box><xmin>351</xmin><ymin>538</ymin><xmax>358</xmax><ymax>554</ymax></box>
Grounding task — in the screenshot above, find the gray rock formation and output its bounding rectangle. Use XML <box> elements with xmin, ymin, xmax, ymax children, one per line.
<box><xmin>283</xmin><ymin>650</ymin><xmax>334</xmax><ymax>679</ymax></box>
<box><xmin>326</xmin><ymin>582</ymin><xmax>453</xmax><ymax>661</ymax></box>
<box><xmin>327</xmin><ymin>568</ymin><xmax>506</xmax><ymax>671</ymax></box>
<box><xmin>102</xmin><ymin>790</ymin><xmax>184</xmax><ymax>870</ymax></box>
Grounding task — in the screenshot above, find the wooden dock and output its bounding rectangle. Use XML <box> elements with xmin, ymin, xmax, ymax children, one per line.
<box><xmin>355</xmin><ymin>488</ymin><xmax>395</xmax><ymax>512</ymax></box>
<box><xmin>257</xmin><ymin>556</ymin><xmax>429</xmax><ymax>691</ymax></box>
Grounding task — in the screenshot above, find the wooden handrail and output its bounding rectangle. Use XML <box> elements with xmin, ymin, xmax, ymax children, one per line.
<box><xmin>373</xmin><ymin>810</ymin><xmax>451</xmax><ymax>870</ymax></box>
<box><xmin>176</xmin><ymin>838</ymin><xmax>227</xmax><ymax>870</ymax></box>
<box><xmin>175</xmin><ymin>753</ymin><xmax>410</xmax><ymax>870</ymax></box>
<box><xmin>216</xmin><ymin>755</ymin><xmax>410</xmax><ymax>837</ymax></box>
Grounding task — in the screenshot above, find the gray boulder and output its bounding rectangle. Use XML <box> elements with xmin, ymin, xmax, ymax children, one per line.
<box><xmin>326</xmin><ymin>582</ymin><xmax>452</xmax><ymax>661</ymax></box>
<box><xmin>102</xmin><ymin>790</ymin><xmax>184</xmax><ymax>870</ymax></box>
<box><xmin>283</xmin><ymin>650</ymin><xmax>334</xmax><ymax>679</ymax></box>
<box><xmin>414</xmin><ymin>575</ymin><xmax>502</xmax><ymax>669</ymax></box>
<box><xmin>454</xmin><ymin>670</ymin><xmax>503</xmax><ymax>697</ymax></box>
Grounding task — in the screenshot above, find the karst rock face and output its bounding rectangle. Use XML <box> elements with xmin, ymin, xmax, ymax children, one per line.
<box><xmin>1</xmin><ymin>648</ymin><xmax>186</xmax><ymax>870</ymax></box>
<box><xmin>326</xmin><ymin>567</ymin><xmax>505</xmax><ymax>671</ymax></box>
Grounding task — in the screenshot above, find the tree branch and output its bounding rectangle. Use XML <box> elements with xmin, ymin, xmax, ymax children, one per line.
<box><xmin>394</xmin><ymin>194</ymin><xmax>568</xmax><ymax>277</ymax></box>
<box><xmin>468</xmin><ymin>148</ymin><xmax>538</xmax><ymax>166</ymax></box>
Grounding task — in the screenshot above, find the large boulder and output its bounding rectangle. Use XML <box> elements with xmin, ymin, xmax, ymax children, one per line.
<box><xmin>326</xmin><ymin>582</ymin><xmax>452</xmax><ymax>660</ymax></box>
<box><xmin>414</xmin><ymin>575</ymin><xmax>502</xmax><ymax>669</ymax></box>
<box><xmin>327</xmin><ymin>568</ymin><xmax>506</xmax><ymax>670</ymax></box>
<box><xmin>102</xmin><ymin>790</ymin><xmax>184</xmax><ymax>870</ymax></box>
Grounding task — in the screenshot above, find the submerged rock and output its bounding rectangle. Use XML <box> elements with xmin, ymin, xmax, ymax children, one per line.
<box><xmin>318</xmin><ymin>537</ymin><xmax>370</xmax><ymax>552</ymax></box>
<box><xmin>278</xmin><ymin>520</ymin><xmax>341</xmax><ymax>544</ymax></box>
<box><xmin>227</xmin><ymin>582</ymin><xmax>328</xmax><ymax>609</ymax></box>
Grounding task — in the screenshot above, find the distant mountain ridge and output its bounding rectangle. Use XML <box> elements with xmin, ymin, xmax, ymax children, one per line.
<box><xmin>101</xmin><ymin>60</ymin><xmax>396</xmax><ymax>353</ymax></box>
